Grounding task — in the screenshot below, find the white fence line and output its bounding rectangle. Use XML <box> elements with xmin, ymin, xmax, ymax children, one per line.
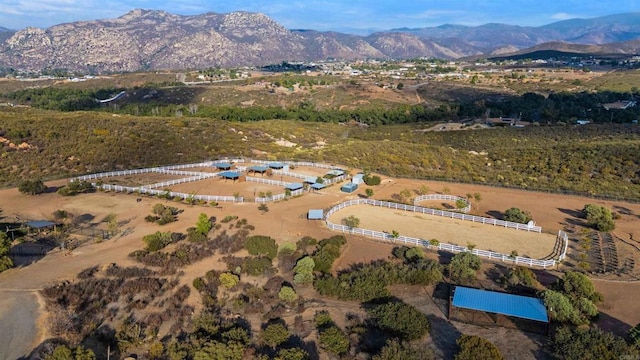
<box><xmin>273</xmin><ymin>170</ymin><xmax>314</xmax><ymax>181</ymax></box>
<box><xmin>324</xmin><ymin>199</ymin><xmax>555</xmax><ymax>268</ymax></box>
<box><xmin>98</xmin><ymin>184</ymin><xmax>242</xmax><ymax>203</ymax></box>
<box><xmin>255</xmin><ymin>189</ymin><xmax>305</xmax><ymax>203</ymax></box>
<box><xmin>558</xmin><ymin>230</ymin><xmax>569</xmax><ymax>261</ymax></box>
<box><xmin>414</xmin><ymin>194</ymin><xmax>471</xmax><ymax>213</ymax></box>
<box><xmin>246</xmin><ymin>176</ymin><xmax>290</xmax><ymax>187</ymax></box>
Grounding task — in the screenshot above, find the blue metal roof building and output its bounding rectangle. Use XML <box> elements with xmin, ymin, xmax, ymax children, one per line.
<box><xmin>285</xmin><ymin>182</ymin><xmax>304</xmax><ymax>191</ymax></box>
<box><xmin>452</xmin><ymin>287</ymin><xmax>548</xmax><ymax>323</ymax></box>
<box><xmin>308</xmin><ymin>209</ymin><xmax>324</xmax><ymax>220</ymax></box>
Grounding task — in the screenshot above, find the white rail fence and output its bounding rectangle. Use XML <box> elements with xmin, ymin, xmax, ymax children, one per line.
<box><xmin>142</xmin><ymin>175</ymin><xmax>212</xmax><ymax>190</ymax></box>
<box><xmin>414</xmin><ymin>194</ymin><xmax>471</xmax><ymax>213</ymax></box>
<box><xmin>325</xmin><ymin>199</ymin><xmax>556</xmax><ymax>268</ymax></box>
<box><xmin>558</xmin><ymin>230</ymin><xmax>569</xmax><ymax>261</ymax></box>
<box><xmin>246</xmin><ymin>176</ymin><xmax>290</xmax><ymax>187</ymax></box>
<box><xmin>273</xmin><ymin>170</ymin><xmax>314</xmax><ymax>181</ymax></box>
<box><xmin>255</xmin><ymin>189</ymin><xmax>305</xmax><ymax>203</ymax></box>
<box><xmin>98</xmin><ymin>184</ymin><xmax>242</xmax><ymax>203</ymax></box>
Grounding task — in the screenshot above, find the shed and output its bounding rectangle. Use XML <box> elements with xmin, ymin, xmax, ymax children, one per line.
<box><xmin>268</xmin><ymin>162</ymin><xmax>285</xmax><ymax>169</ymax></box>
<box><xmin>218</xmin><ymin>171</ymin><xmax>241</xmax><ymax>181</ymax></box>
<box><xmin>303</xmin><ymin>177</ymin><xmax>317</xmax><ymax>184</ymax></box>
<box><xmin>352</xmin><ymin>173</ymin><xmax>365</xmax><ymax>185</ymax></box>
<box><xmin>341</xmin><ymin>183</ymin><xmax>358</xmax><ymax>193</ymax></box>
<box><xmin>311</xmin><ymin>183</ymin><xmax>325</xmax><ymax>190</ymax></box>
<box><xmin>213</xmin><ymin>162</ymin><xmax>232</xmax><ymax>170</ymax></box>
<box><xmin>450</xmin><ymin>286</ymin><xmax>549</xmax><ymax>333</ymax></box>
<box><xmin>285</xmin><ymin>182</ymin><xmax>304</xmax><ymax>191</ymax></box>
<box><xmin>308</xmin><ymin>209</ymin><xmax>324</xmax><ymax>220</ymax></box>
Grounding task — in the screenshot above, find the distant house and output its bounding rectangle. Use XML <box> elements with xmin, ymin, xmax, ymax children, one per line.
<box><xmin>576</xmin><ymin>119</ymin><xmax>591</xmax><ymax>125</ymax></box>
<box><xmin>341</xmin><ymin>183</ymin><xmax>358</xmax><ymax>193</ymax></box>
<box><xmin>603</xmin><ymin>101</ymin><xmax>637</xmax><ymax>110</ymax></box>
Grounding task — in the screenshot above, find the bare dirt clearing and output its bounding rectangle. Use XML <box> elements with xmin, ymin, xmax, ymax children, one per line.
<box><xmin>329</xmin><ymin>204</ymin><xmax>558</xmax><ymax>259</ymax></box>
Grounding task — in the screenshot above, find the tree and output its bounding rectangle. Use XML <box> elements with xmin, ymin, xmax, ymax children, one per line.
<box><xmin>390</xmin><ymin>230</ymin><xmax>400</xmax><ymax>242</ymax></box>
<box><xmin>319</xmin><ymin>325</ymin><xmax>350</xmax><ymax>356</ymax></box>
<box><xmin>368</xmin><ymin>301</ymin><xmax>430</xmax><ymax>341</ymax></box>
<box><xmin>552</xmin><ymin>326</ymin><xmax>638</xmax><ymax>360</ymax></box>
<box><xmin>542</xmin><ymin>290</ymin><xmax>582</xmax><ymax>325</ymax></box>
<box><xmin>455</xmin><ymin>335</ymin><xmax>504</xmax><ymax>360</ymax></box>
<box><xmin>473</xmin><ymin>193</ymin><xmax>482</xmax><ymax>208</ymax></box>
<box><xmin>342</xmin><ymin>215</ymin><xmax>360</xmax><ymax>230</ymax></box>
<box><xmin>503</xmin><ymin>207</ymin><xmax>532</xmax><ymax>224</ymax></box>
<box><xmin>261</xmin><ymin>323</ymin><xmax>290</xmax><ymax>349</ymax></box>
<box><xmin>449</xmin><ymin>252</ymin><xmax>481</xmax><ymax>284</ymax></box>
<box><xmin>195</xmin><ymin>213</ymin><xmax>212</xmax><ymax>235</ymax></box>
<box><xmin>294</xmin><ymin>256</ymin><xmax>315</xmax><ymax>285</ymax></box>
<box><xmin>18</xmin><ymin>179</ymin><xmax>46</xmax><ymax>195</ymax></box>
<box><xmin>582</xmin><ymin>204</ymin><xmax>616</xmax><ymax>231</ymax></box>
<box><xmin>456</xmin><ymin>199</ymin><xmax>467</xmax><ymax>210</ymax></box>
<box><xmin>365</xmin><ymin>188</ymin><xmax>374</xmax><ymax>198</ymax></box>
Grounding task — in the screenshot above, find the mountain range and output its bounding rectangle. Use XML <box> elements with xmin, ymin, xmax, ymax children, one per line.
<box><xmin>0</xmin><ymin>10</ymin><xmax>639</xmax><ymax>73</ymax></box>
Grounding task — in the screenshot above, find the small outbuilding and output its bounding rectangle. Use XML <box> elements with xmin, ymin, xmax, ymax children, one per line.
<box><xmin>327</xmin><ymin>169</ymin><xmax>345</xmax><ymax>177</ymax></box>
<box><xmin>341</xmin><ymin>183</ymin><xmax>358</xmax><ymax>193</ymax></box>
<box><xmin>268</xmin><ymin>162</ymin><xmax>285</xmax><ymax>169</ymax></box>
<box><xmin>352</xmin><ymin>173</ymin><xmax>365</xmax><ymax>185</ymax></box>
<box><xmin>248</xmin><ymin>165</ymin><xmax>269</xmax><ymax>175</ymax></box>
<box><xmin>311</xmin><ymin>183</ymin><xmax>325</xmax><ymax>190</ymax></box>
<box><xmin>307</xmin><ymin>209</ymin><xmax>324</xmax><ymax>220</ymax></box>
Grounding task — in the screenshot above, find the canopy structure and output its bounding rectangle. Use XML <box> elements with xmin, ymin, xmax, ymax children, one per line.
<box><xmin>326</xmin><ymin>169</ymin><xmax>345</xmax><ymax>177</ymax></box>
<box><xmin>285</xmin><ymin>183</ymin><xmax>304</xmax><ymax>191</ymax></box>
<box><xmin>25</xmin><ymin>220</ymin><xmax>56</xmax><ymax>229</ymax></box>
<box><xmin>213</xmin><ymin>162</ymin><xmax>232</xmax><ymax>170</ymax></box>
<box><xmin>268</xmin><ymin>162</ymin><xmax>285</xmax><ymax>169</ymax></box>
<box><xmin>218</xmin><ymin>171</ymin><xmax>241</xmax><ymax>180</ymax></box>
<box><xmin>248</xmin><ymin>165</ymin><xmax>269</xmax><ymax>174</ymax></box>
<box><xmin>452</xmin><ymin>287</ymin><xmax>549</xmax><ymax>323</ymax></box>
<box><xmin>308</xmin><ymin>209</ymin><xmax>324</xmax><ymax>220</ymax></box>
<box><xmin>311</xmin><ymin>183</ymin><xmax>325</xmax><ymax>190</ymax></box>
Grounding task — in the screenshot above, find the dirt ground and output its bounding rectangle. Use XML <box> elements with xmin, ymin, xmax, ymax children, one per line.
<box><xmin>1</xmin><ymin>174</ymin><xmax>640</xmax><ymax>358</ymax></box>
<box><xmin>328</xmin><ymin>204</ymin><xmax>558</xmax><ymax>259</ymax></box>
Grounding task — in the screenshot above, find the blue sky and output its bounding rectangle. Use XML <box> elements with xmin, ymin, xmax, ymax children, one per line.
<box><xmin>1</xmin><ymin>0</ymin><xmax>639</xmax><ymax>33</ymax></box>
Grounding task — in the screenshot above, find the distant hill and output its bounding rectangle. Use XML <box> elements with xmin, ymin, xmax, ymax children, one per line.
<box><xmin>0</xmin><ymin>10</ymin><xmax>639</xmax><ymax>73</ymax></box>
<box><xmin>487</xmin><ymin>39</ymin><xmax>640</xmax><ymax>61</ymax></box>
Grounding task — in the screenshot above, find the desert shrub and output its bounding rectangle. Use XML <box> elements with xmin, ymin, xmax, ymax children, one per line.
<box><xmin>455</xmin><ymin>335</ymin><xmax>504</xmax><ymax>360</ymax></box>
<box><xmin>296</xmin><ymin>236</ymin><xmax>317</xmax><ymax>253</ymax></box>
<box><xmin>629</xmin><ymin>323</ymin><xmax>640</xmax><ymax>347</ymax></box>
<box><xmin>293</xmin><ymin>256</ymin><xmax>315</xmax><ymax>285</ymax></box>
<box><xmin>221</xmin><ymin>215</ymin><xmax>238</xmax><ymax>223</ymax></box>
<box><xmin>275</xmin><ymin>348</ymin><xmax>309</xmax><ymax>360</ymax></box>
<box><xmin>58</xmin><ymin>180</ymin><xmax>93</xmax><ymax>196</ymax></box>
<box><xmin>368</xmin><ymin>301</ymin><xmax>429</xmax><ymax>341</ymax></box>
<box><xmin>314</xmin><ymin>259</ymin><xmax>442</xmax><ymax>301</ymax></box>
<box><xmin>246</xmin><ymin>235</ymin><xmax>278</xmax><ymax>259</ymax></box>
<box><xmin>374</xmin><ymin>339</ymin><xmax>434</xmax><ymax>360</ymax></box>
<box><xmin>45</xmin><ymin>344</ymin><xmax>96</xmax><ymax>360</ymax></box>
<box><xmin>502</xmin><ymin>266</ymin><xmax>539</xmax><ymax>293</ymax></box>
<box><xmin>196</xmin><ymin>213</ymin><xmax>213</xmax><ymax>235</ymax></box>
<box><xmin>582</xmin><ymin>204</ymin><xmax>616</xmax><ymax>231</ymax></box>
<box><xmin>278</xmin><ymin>286</ymin><xmax>298</xmax><ymax>303</ymax></box>
<box><xmin>18</xmin><ymin>178</ymin><xmax>46</xmax><ymax>195</ymax></box>
<box><xmin>187</xmin><ymin>227</ymin><xmax>207</xmax><ymax>242</ymax></box>
<box><xmin>243</xmin><ymin>257</ymin><xmax>275</xmax><ymax>276</ymax></box>
<box><xmin>143</xmin><ymin>231</ymin><xmax>173</xmax><ymax>252</ymax></box>
<box><xmin>503</xmin><ymin>207</ymin><xmax>532</xmax><ymax>224</ymax></box>
<box><xmin>219</xmin><ymin>272</ymin><xmax>240</xmax><ymax>289</ymax></box>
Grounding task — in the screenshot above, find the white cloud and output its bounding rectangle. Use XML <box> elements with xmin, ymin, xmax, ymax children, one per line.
<box><xmin>551</xmin><ymin>12</ymin><xmax>577</xmax><ymax>20</ymax></box>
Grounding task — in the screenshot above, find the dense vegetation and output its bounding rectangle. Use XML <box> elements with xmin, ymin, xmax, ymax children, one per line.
<box><xmin>1</xmin><ymin>107</ymin><xmax>639</xmax><ymax>201</ymax></box>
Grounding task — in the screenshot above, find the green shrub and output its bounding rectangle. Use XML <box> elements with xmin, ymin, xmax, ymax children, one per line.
<box><xmin>143</xmin><ymin>231</ymin><xmax>173</xmax><ymax>252</ymax></box>
<box><xmin>455</xmin><ymin>335</ymin><xmax>504</xmax><ymax>360</ymax></box>
<box><xmin>278</xmin><ymin>286</ymin><xmax>298</xmax><ymax>303</ymax></box>
<box><xmin>368</xmin><ymin>301</ymin><xmax>429</xmax><ymax>341</ymax></box>
<box><xmin>448</xmin><ymin>252</ymin><xmax>481</xmax><ymax>285</ymax></box>
<box><xmin>363</xmin><ymin>174</ymin><xmax>381</xmax><ymax>186</ymax></box>
<box><xmin>319</xmin><ymin>325</ymin><xmax>350</xmax><ymax>356</ymax></box>
<box><xmin>503</xmin><ymin>207</ymin><xmax>532</xmax><ymax>224</ymax></box>
<box><xmin>18</xmin><ymin>179</ymin><xmax>46</xmax><ymax>195</ymax></box>
<box><xmin>582</xmin><ymin>204</ymin><xmax>616</xmax><ymax>231</ymax></box>
<box><xmin>245</xmin><ymin>235</ymin><xmax>278</xmax><ymax>259</ymax></box>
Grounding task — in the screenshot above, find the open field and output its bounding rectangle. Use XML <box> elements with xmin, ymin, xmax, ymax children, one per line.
<box><xmin>328</xmin><ymin>204</ymin><xmax>558</xmax><ymax>259</ymax></box>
